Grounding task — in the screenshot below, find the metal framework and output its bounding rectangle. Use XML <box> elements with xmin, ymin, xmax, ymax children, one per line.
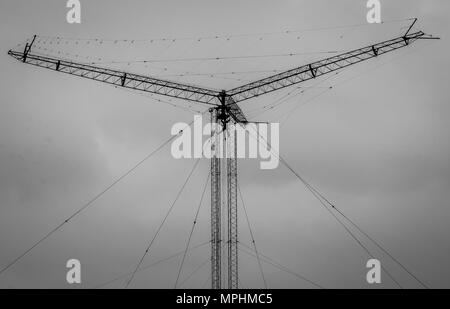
<box><xmin>226</xmin><ymin>126</ymin><xmax>238</xmax><ymax>289</ymax></box>
<box><xmin>7</xmin><ymin>21</ymin><xmax>437</xmax><ymax>289</ymax></box>
<box><xmin>210</xmin><ymin>108</ymin><xmax>222</xmax><ymax>290</ymax></box>
<box><xmin>8</xmin><ymin>51</ymin><xmax>219</xmax><ymax>106</ymax></box>
<box><xmin>227</xmin><ymin>31</ymin><xmax>426</xmax><ymax>103</ymax></box>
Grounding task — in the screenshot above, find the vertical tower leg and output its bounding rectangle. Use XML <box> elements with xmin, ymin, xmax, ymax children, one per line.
<box><xmin>222</xmin><ymin>129</ymin><xmax>228</xmax><ymax>288</ymax></box>
<box><xmin>211</xmin><ymin>93</ymin><xmax>239</xmax><ymax>289</ymax></box>
<box><xmin>227</xmin><ymin>125</ymin><xmax>238</xmax><ymax>289</ymax></box>
<box><xmin>210</xmin><ymin>109</ymin><xmax>221</xmax><ymax>289</ymax></box>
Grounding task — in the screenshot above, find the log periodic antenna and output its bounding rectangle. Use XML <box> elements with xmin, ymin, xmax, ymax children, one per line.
<box><xmin>6</xmin><ymin>18</ymin><xmax>439</xmax><ymax>289</ymax></box>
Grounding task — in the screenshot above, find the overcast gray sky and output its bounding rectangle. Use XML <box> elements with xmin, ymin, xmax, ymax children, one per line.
<box><xmin>0</xmin><ymin>0</ymin><xmax>449</xmax><ymax>289</ymax></box>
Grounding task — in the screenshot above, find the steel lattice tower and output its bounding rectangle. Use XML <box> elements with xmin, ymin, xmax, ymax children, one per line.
<box><xmin>210</xmin><ymin>108</ymin><xmax>222</xmax><ymax>289</ymax></box>
<box><xmin>210</xmin><ymin>93</ymin><xmax>239</xmax><ymax>289</ymax></box>
<box><xmin>226</xmin><ymin>126</ymin><xmax>238</xmax><ymax>289</ymax></box>
<box><xmin>6</xmin><ymin>19</ymin><xmax>438</xmax><ymax>289</ymax></box>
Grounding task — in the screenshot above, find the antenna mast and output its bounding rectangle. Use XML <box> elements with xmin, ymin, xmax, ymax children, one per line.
<box><xmin>7</xmin><ymin>19</ymin><xmax>438</xmax><ymax>289</ymax></box>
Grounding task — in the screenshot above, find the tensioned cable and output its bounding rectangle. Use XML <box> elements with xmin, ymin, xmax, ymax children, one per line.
<box><xmin>156</xmin><ymin>69</ymin><xmax>286</xmax><ymax>78</ymax></box>
<box><xmin>247</xmin><ymin>71</ymin><xmax>340</xmax><ymax>120</ymax></box>
<box><xmin>238</xmin><ymin>277</ymin><xmax>246</xmax><ymax>290</ymax></box>
<box><xmin>9</xmin><ymin>35</ymin><xmax>35</xmax><ymax>51</ymax></box>
<box><xmin>252</xmin><ymin>40</ymin><xmax>420</xmax><ymax>119</ymax></box>
<box><xmin>177</xmin><ymin>256</ymin><xmax>211</xmax><ymax>288</ymax></box>
<box><xmin>244</xmin><ymin>87</ymin><xmax>305</xmax><ymax>116</ymax></box>
<box><xmin>201</xmin><ymin>275</ymin><xmax>210</xmax><ymax>289</ymax></box>
<box><xmin>29</xmin><ymin>19</ymin><xmax>414</xmax><ymax>78</ymax></box>
<box><xmin>238</xmin><ymin>244</ymin><xmax>325</xmax><ymax>289</ymax></box>
<box><xmin>294</xmin><ymin>174</ymin><xmax>430</xmax><ymax>289</ymax></box>
<box><xmin>179</xmin><ymin>240</ymin><xmax>227</xmax><ymax>288</ymax></box>
<box><xmin>89</xmin><ymin>50</ymin><xmax>347</xmax><ymax>65</ymax></box>
<box><xmin>92</xmin><ymin>240</ymin><xmax>210</xmax><ymax>289</ymax></box>
<box><xmin>266</xmin><ymin>41</ymin><xmax>438</xmax><ymax>289</ymax></box>
<box><xmin>237</xmin><ymin>42</ymin><xmax>436</xmax><ymax>288</ymax></box>
<box><xmin>22</xmin><ymin>48</ymin><xmax>222</xmax><ymax>97</ymax></box>
<box><xmin>246</xmin><ymin>34</ymin><xmax>436</xmax><ymax>124</ymax></box>
<box><xmin>237</xmin><ymin>184</ymin><xmax>268</xmax><ymax>289</ymax></box>
<box><xmin>134</xmin><ymin>29</ymin><xmax>433</xmax><ymax>290</ymax></box>
<box><xmin>334</xmin><ymin>207</ymin><xmax>429</xmax><ymax>288</ymax></box>
<box><xmin>22</xmin><ymin>48</ymin><xmax>225</xmax><ymax>97</ymax></box>
<box><xmin>174</xmin><ymin>172</ymin><xmax>211</xmax><ymax>289</ymax></box>
<box><xmin>35</xmin><ymin>18</ymin><xmax>411</xmax><ymax>43</ymax></box>
<box><xmin>276</xmin><ymin>40</ymin><xmax>436</xmax><ymax>126</ymax></box>
<box><xmin>178</xmin><ymin>240</ymin><xmax>227</xmax><ymax>288</ymax></box>
<box><xmin>276</xmin><ymin>87</ymin><xmax>333</xmax><ymax>124</ymax></box>
<box><xmin>278</xmin><ymin>156</ymin><xmax>404</xmax><ymax>288</ymax></box>
<box><xmin>115</xmin><ymin>85</ymin><xmax>204</xmax><ymax>114</ymax></box>
<box><xmin>125</xmin><ymin>159</ymin><xmax>201</xmax><ymax>288</ymax></box>
<box><xmin>0</xmin><ymin>118</ymin><xmax>201</xmax><ymax>278</ymax></box>
<box><xmin>243</xmin><ymin>125</ymin><xmax>403</xmax><ymax>288</ymax></box>
<box><xmin>241</xmin><ymin>45</ymin><xmax>436</xmax><ymax>286</ymax></box>
<box><xmin>171</xmin><ymin>74</ymin><xmax>251</xmax><ymax>83</ymax></box>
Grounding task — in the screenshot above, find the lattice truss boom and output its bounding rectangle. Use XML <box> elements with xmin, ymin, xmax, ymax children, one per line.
<box><xmin>8</xmin><ymin>30</ymin><xmax>429</xmax><ymax>118</ymax></box>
